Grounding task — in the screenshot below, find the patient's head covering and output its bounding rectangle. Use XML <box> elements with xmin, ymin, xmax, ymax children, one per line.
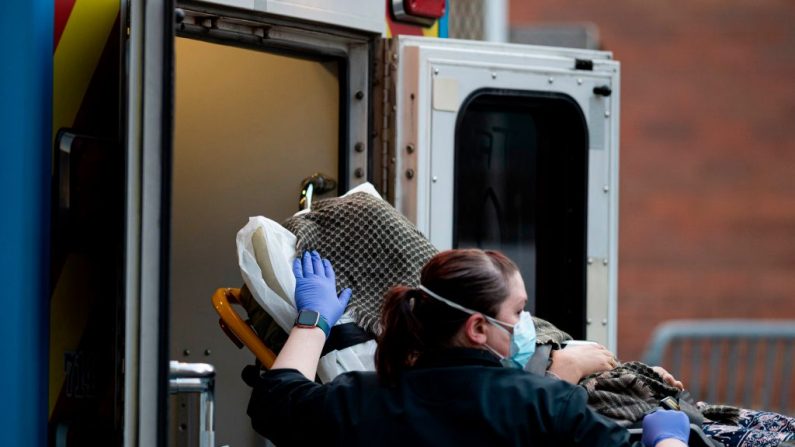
<box><xmin>282</xmin><ymin>192</ymin><xmax>438</xmax><ymax>334</ymax></box>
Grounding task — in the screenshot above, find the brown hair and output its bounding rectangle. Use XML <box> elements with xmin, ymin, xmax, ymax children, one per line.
<box><xmin>375</xmin><ymin>249</ymin><xmax>519</xmax><ymax>384</ymax></box>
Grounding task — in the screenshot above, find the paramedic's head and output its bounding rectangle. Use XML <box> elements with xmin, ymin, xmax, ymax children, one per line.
<box><xmin>376</xmin><ymin>249</ymin><xmax>530</xmax><ymax>384</ymax></box>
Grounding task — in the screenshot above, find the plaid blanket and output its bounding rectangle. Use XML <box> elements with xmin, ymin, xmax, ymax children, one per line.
<box><xmin>534</xmin><ymin>317</ymin><xmax>573</xmax><ymax>347</ymax></box>
<box><xmin>282</xmin><ymin>192</ymin><xmax>438</xmax><ymax>334</ymax></box>
<box><xmin>580</xmin><ymin>361</ymin><xmax>740</xmax><ymax>427</ymax></box>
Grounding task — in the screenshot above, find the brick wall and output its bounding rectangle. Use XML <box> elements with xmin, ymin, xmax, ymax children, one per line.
<box><xmin>509</xmin><ymin>1</ymin><xmax>795</xmax><ymax>361</ymax></box>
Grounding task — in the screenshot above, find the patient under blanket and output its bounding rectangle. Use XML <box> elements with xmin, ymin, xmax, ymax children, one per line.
<box><xmin>236</xmin><ymin>183</ymin><xmax>794</xmax><ymax>447</ymax></box>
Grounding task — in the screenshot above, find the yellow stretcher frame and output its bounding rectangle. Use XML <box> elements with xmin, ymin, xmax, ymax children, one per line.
<box><xmin>211</xmin><ymin>288</ymin><xmax>277</xmax><ymax>368</ymax></box>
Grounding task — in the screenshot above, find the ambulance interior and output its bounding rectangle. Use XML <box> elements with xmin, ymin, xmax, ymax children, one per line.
<box><xmin>171</xmin><ymin>36</ymin><xmax>342</xmax><ymax>446</ymax></box>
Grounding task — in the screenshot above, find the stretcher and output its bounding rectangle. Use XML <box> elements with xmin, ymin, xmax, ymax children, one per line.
<box><xmin>211</xmin><ymin>287</ymin><xmax>277</xmax><ymax>368</ymax></box>
<box><xmin>213</xmin><ymin>182</ymin><xmax>426</xmax><ymax>383</ymax></box>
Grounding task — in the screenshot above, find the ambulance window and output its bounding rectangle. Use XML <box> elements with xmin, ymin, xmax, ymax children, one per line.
<box><xmin>453</xmin><ymin>90</ymin><xmax>588</xmax><ymax>339</ymax></box>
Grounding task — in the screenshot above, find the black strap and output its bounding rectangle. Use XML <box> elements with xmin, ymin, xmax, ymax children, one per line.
<box><xmin>525</xmin><ymin>344</ymin><xmax>553</xmax><ymax>376</ymax></box>
<box><xmin>321</xmin><ymin>322</ymin><xmax>376</xmax><ymax>357</ymax></box>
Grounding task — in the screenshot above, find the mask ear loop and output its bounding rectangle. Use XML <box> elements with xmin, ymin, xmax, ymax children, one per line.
<box><xmin>486</xmin><ymin>317</ymin><xmax>515</xmax><ymax>334</ymax></box>
<box><xmin>483</xmin><ymin>343</ymin><xmax>506</xmax><ymax>360</ymax></box>
<box><xmin>418</xmin><ymin>285</ymin><xmax>517</xmax><ymax>330</ymax></box>
<box><xmin>419</xmin><ymin>285</ymin><xmax>513</xmax><ymax>356</ymax></box>
<box><xmin>418</xmin><ymin>285</ymin><xmax>474</xmax><ymax>316</ymax></box>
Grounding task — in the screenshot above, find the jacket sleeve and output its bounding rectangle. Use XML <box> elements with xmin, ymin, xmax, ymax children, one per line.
<box><xmin>247</xmin><ymin>368</ymin><xmax>330</xmax><ymax>445</ymax></box>
<box><xmin>556</xmin><ymin>385</ymin><xmax>644</xmax><ymax>447</ymax></box>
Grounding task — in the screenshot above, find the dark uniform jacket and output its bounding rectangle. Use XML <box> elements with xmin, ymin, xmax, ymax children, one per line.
<box><xmin>247</xmin><ymin>348</ymin><xmax>642</xmax><ymax>446</ymax></box>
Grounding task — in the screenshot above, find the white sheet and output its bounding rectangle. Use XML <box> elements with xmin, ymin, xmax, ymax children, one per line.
<box><xmin>236</xmin><ymin>182</ymin><xmax>382</xmax><ymax>382</ymax></box>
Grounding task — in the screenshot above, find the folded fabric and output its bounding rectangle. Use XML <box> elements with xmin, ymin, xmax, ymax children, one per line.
<box><xmin>534</xmin><ymin>317</ymin><xmax>573</xmax><ymax>347</ymax></box>
<box><xmin>580</xmin><ymin>361</ymin><xmax>739</xmax><ymax>427</ymax></box>
<box><xmin>282</xmin><ymin>188</ymin><xmax>438</xmax><ymax>334</ymax></box>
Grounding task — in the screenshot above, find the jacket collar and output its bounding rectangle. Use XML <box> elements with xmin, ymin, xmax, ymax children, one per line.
<box><xmin>414</xmin><ymin>347</ymin><xmax>502</xmax><ymax>369</ymax></box>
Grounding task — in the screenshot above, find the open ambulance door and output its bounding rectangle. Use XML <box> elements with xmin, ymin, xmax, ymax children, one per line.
<box><xmin>384</xmin><ymin>36</ymin><xmax>620</xmax><ymax>349</ymax></box>
<box><xmin>124</xmin><ymin>0</ymin><xmax>174</xmax><ymax>445</ymax></box>
<box><xmin>124</xmin><ymin>0</ymin><xmax>379</xmax><ymax>445</ymax></box>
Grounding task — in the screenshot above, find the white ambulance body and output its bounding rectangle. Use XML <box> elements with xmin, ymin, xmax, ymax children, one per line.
<box><xmin>124</xmin><ymin>1</ymin><xmax>619</xmax><ymax>444</ymax></box>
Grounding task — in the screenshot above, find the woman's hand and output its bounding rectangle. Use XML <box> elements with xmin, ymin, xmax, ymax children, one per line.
<box><xmin>272</xmin><ymin>252</ymin><xmax>351</xmax><ymax>379</ymax></box>
<box><xmin>651</xmin><ymin>366</ymin><xmax>684</xmax><ymax>390</ymax></box>
<box><xmin>293</xmin><ymin>250</ymin><xmax>352</xmax><ymax>327</ymax></box>
<box><xmin>548</xmin><ymin>343</ymin><xmax>618</xmax><ymax>384</ymax></box>
<box><xmin>642</xmin><ymin>409</ymin><xmax>690</xmax><ymax>447</ymax></box>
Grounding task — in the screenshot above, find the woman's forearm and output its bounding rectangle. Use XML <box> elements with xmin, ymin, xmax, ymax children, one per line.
<box><xmin>271</xmin><ymin>326</ymin><xmax>326</xmax><ymax>380</ymax></box>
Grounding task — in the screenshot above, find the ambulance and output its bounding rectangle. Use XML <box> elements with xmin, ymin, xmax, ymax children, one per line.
<box><xmin>41</xmin><ymin>0</ymin><xmax>620</xmax><ymax>444</ymax></box>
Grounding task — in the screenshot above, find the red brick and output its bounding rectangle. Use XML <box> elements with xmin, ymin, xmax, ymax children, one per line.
<box><xmin>510</xmin><ymin>0</ymin><xmax>795</xmax><ymax>364</ymax></box>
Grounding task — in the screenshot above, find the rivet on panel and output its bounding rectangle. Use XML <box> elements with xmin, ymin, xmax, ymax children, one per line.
<box><xmin>204</xmin><ymin>349</ymin><xmax>212</xmax><ymax>356</ymax></box>
<box><xmin>605</xmin><ymin>110</ymin><xmax>611</xmax><ymax>118</ymax></box>
<box><xmin>183</xmin><ymin>349</ymin><xmax>191</xmax><ymax>356</ymax></box>
<box><xmin>406</xmin><ymin>144</ymin><xmax>415</xmax><ymax>154</ymax></box>
<box><xmin>355</xmin><ymin>91</ymin><xmax>364</xmax><ymax>100</ymax></box>
<box><xmin>548</xmin><ymin>77</ymin><xmax>554</xmax><ymax>84</ymax></box>
<box><xmin>354</xmin><ymin>168</ymin><xmax>365</xmax><ymax>178</ymax></box>
<box><xmin>602</xmin><ymin>258</ymin><xmax>609</xmax><ymax>266</ymax></box>
<box><xmin>603</xmin><ymin>185</ymin><xmax>609</xmax><ymax>193</ymax></box>
<box><xmin>587</xmin><ymin>318</ymin><xmax>593</xmax><ymax>325</ymax></box>
<box><xmin>587</xmin><ymin>257</ymin><xmax>594</xmax><ymax>265</ymax></box>
<box><xmin>405</xmin><ymin>169</ymin><xmax>415</xmax><ymax>179</ymax></box>
<box><xmin>434</xmin><ymin>68</ymin><xmax>439</xmax><ymax>75</ymax></box>
<box><xmin>601</xmin><ymin>319</ymin><xmax>608</xmax><ymax>326</ymax></box>
<box><xmin>577</xmin><ymin>78</ymin><xmax>583</xmax><ymax>85</ymax></box>
<box><xmin>355</xmin><ymin>142</ymin><xmax>365</xmax><ymax>152</ymax></box>
<box><xmin>491</xmin><ymin>72</ymin><xmax>497</xmax><ymax>79</ymax></box>
<box><xmin>432</xmin><ymin>176</ymin><xmax>438</xmax><ymax>183</ymax></box>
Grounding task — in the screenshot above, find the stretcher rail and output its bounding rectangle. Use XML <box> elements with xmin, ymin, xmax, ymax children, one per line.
<box><xmin>211</xmin><ymin>287</ymin><xmax>277</xmax><ymax>368</ymax></box>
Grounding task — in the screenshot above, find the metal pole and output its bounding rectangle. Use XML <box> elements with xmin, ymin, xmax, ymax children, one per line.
<box><xmin>483</xmin><ymin>0</ymin><xmax>508</xmax><ymax>43</ymax></box>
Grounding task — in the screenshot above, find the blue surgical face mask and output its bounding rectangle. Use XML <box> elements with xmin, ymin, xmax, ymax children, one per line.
<box><xmin>418</xmin><ymin>285</ymin><xmax>537</xmax><ymax>369</ymax></box>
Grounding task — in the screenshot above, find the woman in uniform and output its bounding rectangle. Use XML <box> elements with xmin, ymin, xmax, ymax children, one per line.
<box><xmin>245</xmin><ymin>249</ymin><xmax>689</xmax><ymax>447</ymax></box>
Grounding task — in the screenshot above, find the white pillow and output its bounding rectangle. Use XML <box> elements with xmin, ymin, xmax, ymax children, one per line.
<box><xmin>235</xmin><ymin>182</ymin><xmax>382</xmax><ymax>382</ymax></box>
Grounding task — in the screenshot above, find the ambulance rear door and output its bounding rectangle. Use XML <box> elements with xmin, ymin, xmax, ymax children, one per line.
<box><xmin>124</xmin><ymin>0</ymin><xmax>173</xmax><ymax>445</ymax></box>
<box><xmin>385</xmin><ymin>36</ymin><xmax>620</xmax><ymax>349</ymax></box>
<box><xmin>124</xmin><ymin>0</ymin><xmax>381</xmax><ymax>445</ymax></box>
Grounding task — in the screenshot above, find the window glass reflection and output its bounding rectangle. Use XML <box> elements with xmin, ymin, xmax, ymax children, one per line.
<box><xmin>453</xmin><ymin>91</ymin><xmax>588</xmax><ymax>338</ymax></box>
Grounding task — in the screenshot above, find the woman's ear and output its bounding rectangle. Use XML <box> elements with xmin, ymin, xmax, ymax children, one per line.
<box><xmin>463</xmin><ymin>313</ymin><xmax>489</xmax><ymax>346</ymax></box>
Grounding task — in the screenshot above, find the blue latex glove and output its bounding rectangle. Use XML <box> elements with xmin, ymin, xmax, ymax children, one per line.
<box><xmin>292</xmin><ymin>250</ymin><xmax>352</xmax><ymax>327</ymax></box>
<box><xmin>642</xmin><ymin>409</ymin><xmax>690</xmax><ymax>447</ymax></box>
